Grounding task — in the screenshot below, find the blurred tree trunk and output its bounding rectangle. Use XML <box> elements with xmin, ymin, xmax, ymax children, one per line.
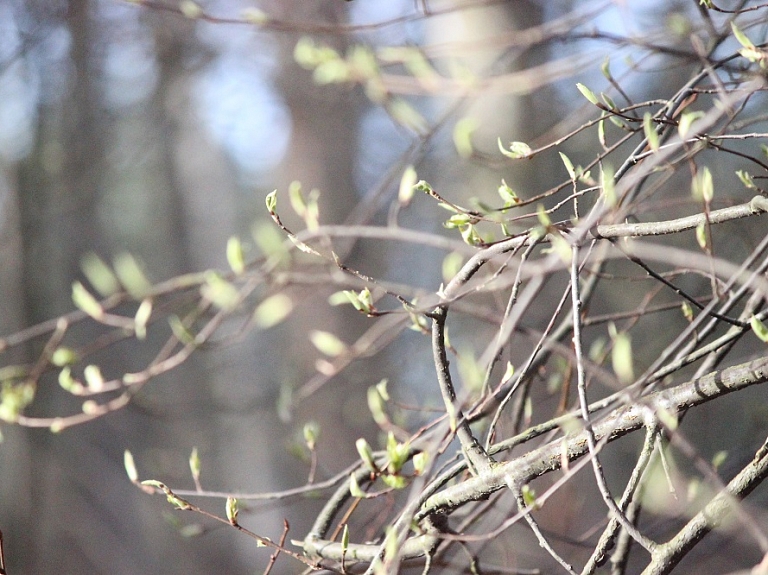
<box><xmin>16</xmin><ymin>0</ymin><xmax>108</xmax><ymax>571</ymax></box>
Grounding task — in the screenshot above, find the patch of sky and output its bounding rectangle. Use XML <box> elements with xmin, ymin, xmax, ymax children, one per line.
<box><xmin>194</xmin><ymin>54</ymin><xmax>291</xmax><ymax>182</ymax></box>
<box><xmin>102</xmin><ymin>31</ymin><xmax>159</xmax><ymax>109</ymax></box>
<box><xmin>355</xmin><ymin>105</ymin><xmax>412</xmax><ymax>197</ymax></box>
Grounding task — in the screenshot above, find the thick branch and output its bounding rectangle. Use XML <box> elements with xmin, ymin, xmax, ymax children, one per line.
<box><xmin>423</xmin><ymin>355</ymin><xmax>768</xmax><ymax>514</ymax></box>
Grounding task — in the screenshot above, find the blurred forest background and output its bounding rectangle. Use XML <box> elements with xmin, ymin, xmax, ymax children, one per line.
<box><xmin>1</xmin><ymin>0</ymin><xmax>767</xmax><ymax>574</ymax></box>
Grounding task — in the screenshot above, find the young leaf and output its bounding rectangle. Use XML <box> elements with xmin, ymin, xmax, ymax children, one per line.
<box><xmin>497</xmin><ymin>138</ymin><xmax>531</xmax><ymax>159</ymax></box>
<box><xmin>398</xmin><ymin>165</ymin><xmax>418</xmax><ymax>206</ymax></box>
<box><xmin>309</xmin><ymin>330</ymin><xmax>346</xmax><ymax>356</ymax></box>
<box><xmin>349</xmin><ymin>473</ymin><xmax>367</xmax><ymax>498</ymax></box>
<box><xmin>355</xmin><ymin>438</ymin><xmax>377</xmax><ymax>472</ymax></box>
<box><xmin>189</xmin><ymin>447</ymin><xmax>201</xmax><ymax>483</ymax></box>
<box><xmin>113</xmin><ymin>253</ymin><xmax>152</xmax><ymax>299</ymax></box>
<box><xmin>601</xmin><ymin>164</ymin><xmax>616</xmax><ymax>207</ymax></box>
<box><xmin>576</xmin><ymin>83</ymin><xmax>599</xmax><ymax>105</ymax></box>
<box><xmin>226</xmin><ymin>237</ymin><xmax>246</xmax><ymax>275</ymax></box>
<box><xmin>678</xmin><ymin>110</ymin><xmax>704</xmax><ymax>138</ymax></box>
<box><xmin>124</xmin><ymin>450</ymin><xmax>139</xmax><ymax>483</ymax></box>
<box><xmin>692</xmin><ymin>166</ymin><xmax>714</xmax><ymax>202</ymax></box>
<box><xmin>265</xmin><ymin>190</ymin><xmax>277</xmax><ymax>212</ymax></box>
<box><xmin>72</xmin><ymin>281</ymin><xmax>104</xmax><ymax>320</ymax></box>
<box><xmin>253</xmin><ymin>294</ymin><xmax>293</xmax><ymax>329</ymax></box>
<box><xmin>497</xmin><ymin>179</ymin><xmax>519</xmax><ymax>205</ymax></box>
<box><xmin>695</xmin><ymin>221</ymin><xmax>708</xmax><ymax>250</ymax></box>
<box><xmin>51</xmin><ymin>347</ymin><xmax>78</xmax><ymax>367</ymax></box>
<box><xmin>559</xmin><ymin>152</ymin><xmax>576</xmax><ymax>180</ymax></box>
<box><xmin>83</xmin><ymin>365</ymin><xmax>105</xmax><ymax>392</ymax></box>
<box><xmin>736</xmin><ymin>170</ymin><xmax>755</xmax><ymax>189</ymax></box>
<box><xmin>367</xmin><ymin>385</ymin><xmax>388</xmax><ymax>427</ymax></box>
<box><xmin>58</xmin><ymin>367</ymin><xmax>83</xmax><ymax>394</ymax></box>
<box><xmin>303</xmin><ymin>421</ymin><xmax>320</xmax><ymax>450</ymax></box>
<box><xmin>81</xmin><ymin>253</ymin><xmax>120</xmax><ymax>297</ymax></box>
<box><xmin>643</xmin><ymin>113</ymin><xmax>659</xmax><ymax>152</ymax></box>
<box><xmin>453</xmin><ymin>117</ymin><xmax>477</xmax><ymax>159</ymax></box>
<box><xmin>611</xmin><ymin>331</ymin><xmax>634</xmax><ymax>384</ymax></box>
<box><xmin>200</xmin><ymin>273</ymin><xmax>240</xmax><ymax>311</ymax></box>
<box><xmin>731</xmin><ymin>22</ymin><xmax>755</xmax><ymax>49</ymax></box>
<box><xmin>750</xmin><ymin>315</ymin><xmax>768</xmax><ymax>342</ymax></box>
<box><xmin>134</xmin><ymin>298</ymin><xmax>152</xmax><ymax>341</ymax></box>
<box><xmin>226</xmin><ymin>497</ymin><xmax>239</xmax><ymax>525</ymax></box>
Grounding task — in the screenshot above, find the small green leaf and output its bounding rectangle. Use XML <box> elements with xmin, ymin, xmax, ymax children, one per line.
<box><xmin>444</xmin><ymin>213</ymin><xmax>472</xmax><ymax>228</ymax></box>
<box><xmin>200</xmin><ymin>273</ymin><xmax>240</xmax><ymax>311</ymax></box>
<box><xmin>548</xmin><ymin>233</ymin><xmax>572</xmax><ymax>263</ymax></box>
<box><xmin>83</xmin><ymin>365</ymin><xmax>105</xmax><ymax>392</ymax></box>
<box><xmin>367</xmin><ymin>385</ymin><xmax>388</xmax><ymax>427</ymax></box>
<box><xmin>179</xmin><ymin>0</ymin><xmax>203</xmax><ymax>19</ymax></box>
<box><xmin>695</xmin><ymin>221</ymin><xmax>708</xmax><ymax>249</ymax></box>
<box><xmin>497</xmin><ymin>138</ymin><xmax>531</xmax><ymax>159</ymax></box>
<box><xmin>309</xmin><ymin>330</ymin><xmax>346</xmax><ymax>356</ymax></box>
<box><xmin>386</xmin><ymin>431</ymin><xmax>410</xmax><ymax>473</ymax></box>
<box><xmin>355</xmin><ymin>438</ymin><xmax>377</xmax><ymax>472</ymax></box>
<box><xmin>189</xmin><ymin>447</ymin><xmax>201</xmax><ymax>482</ymax></box>
<box><xmin>678</xmin><ymin>111</ymin><xmax>704</xmax><ymax>138</ymax></box>
<box><xmin>124</xmin><ymin>450</ymin><xmax>139</xmax><ymax>483</ymax></box>
<box><xmin>58</xmin><ymin>367</ymin><xmax>83</xmax><ymax>394</ymax></box>
<box><xmin>598</xmin><ymin>117</ymin><xmax>607</xmax><ymax>147</ymax></box>
<box><xmin>341</xmin><ymin>524</ymin><xmax>350</xmax><ymax>552</ymax></box>
<box><xmin>681</xmin><ymin>301</ymin><xmax>694</xmax><ymax>322</ymax></box>
<box><xmin>736</xmin><ymin>170</ymin><xmax>755</xmax><ymax>189</ymax></box>
<box><xmin>398</xmin><ymin>165</ymin><xmax>418</xmax><ymax>206</ymax></box>
<box><xmin>226</xmin><ymin>497</ymin><xmax>239</xmax><ymax>525</ymax></box>
<box><xmin>414</xmin><ymin>179</ymin><xmax>433</xmax><ymax>194</ymax></box>
<box><xmin>497</xmin><ymin>179</ymin><xmax>519</xmax><ymax>206</ymax></box>
<box><xmin>601</xmin><ymin>58</ymin><xmax>611</xmax><ymax>79</ymax></box>
<box><xmin>600</xmin><ymin>92</ymin><xmax>617</xmax><ymax>110</ymax></box>
<box><xmin>168</xmin><ymin>315</ymin><xmax>195</xmax><ymax>345</ymax></box>
<box><xmin>521</xmin><ymin>484</ymin><xmax>538</xmax><ymax>508</ymax></box>
<box><xmin>601</xmin><ymin>164</ymin><xmax>616</xmax><ymax>207</ymax></box>
<box><xmin>349</xmin><ymin>473</ymin><xmax>367</xmax><ymax>498</ymax></box>
<box><xmin>226</xmin><ymin>237</ymin><xmax>246</xmax><ymax>275</ymax></box>
<box><xmin>51</xmin><ymin>347</ymin><xmax>78</xmax><ymax>367</ymax></box>
<box><xmin>611</xmin><ymin>331</ymin><xmax>634</xmax><ymax>384</ymax></box>
<box><xmin>442</xmin><ymin>252</ymin><xmax>464</xmax><ymax>282</ymax></box>
<box><xmin>536</xmin><ymin>204</ymin><xmax>552</xmax><ymax>227</ymax></box>
<box><xmin>413</xmin><ymin>451</ymin><xmax>428</xmax><ymax>475</ymax></box>
<box><xmin>453</xmin><ymin>117</ymin><xmax>477</xmax><ymax>159</ymax></box>
<box><xmin>559</xmin><ymin>152</ymin><xmax>576</xmax><ymax>180</ymax></box>
<box><xmin>643</xmin><ymin>113</ymin><xmax>659</xmax><ymax>152</ymax></box>
<box><xmin>375</xmin><ymin>379</ymin><xmax>389</xmax><ymax>401</ymax></box>
<box><xmin>81</xmin><ymin>253</ymin><xmax>120</xmax><ymax>297</ymax></box>
<box><xmin>388</xmin><ymin>98</ymin><xmax>427</xmax><ymax>133</ymax></box>
<box><xmin>134</xmin><ymin>298</ymin><xmax>152</xmax><ymax>341</ymax></box>
<box><xmin>253</xmin><ymin>293</ymin><xmax>293</xmax><ymax>329</ymax></box>
<box><xmin>342</xmin><ymin>288</ymin><xmax>374</xmax><ymax>314</ymax></box>
<box><xmin>692</xmin><ymin>166</ymin><xmax>714</xmax><ymax>202</ymax></box>
<box><xmin>380</xmin><ymin>473</ymin><xmax>407</xmax><ymax>489</ymax></box>
<box><xmin>656</xmin><ymin>405</ymin><xmax>678</xmax><ymax>431</ymax></box>
<box><xmin>576</xmin><ymin>82</ymin><xmax>599</xmax><ymax>105</ymax></box>
<box><xmin>731</xmin><ymin>22</ymin><xmax>755</xmax><ymax>49</ymax></box>
<box><xmin>265</xmin><ymin>190</ymin><xmax>277</xmax><ymax>212</ymax></box>
<box><xmin>459</xmin><ymin>224</ymin><xmax>483</xmax><ymax>246</ymax></box>
<box><xmin>712</xmin><ymin>450</ymin><xmax>728</xmax><ymax>470</ymax></box>
<box><xmin>72</xmin><ymin>281</ymin><xmax>104</xmax><ymax>319</ymax></box>
<box><xmin>288</xmin><ymin>181</ymin><xmax>306</xmax><ymax>218</ymax></box>
<box><xmin>303</xmin><ymin>421</ymin><xmax>320</xmax><ymax>450</ymax></box>
<box><xmin>113</xmin><ymin>253</ymin><xmax>152</xmax><ymax>299</ymax></box>
<box><xmin>501</xmin><ymin>361</ymin><xmax>515</xmax><ymax>384</ymax></box>
<box><xmin>750</xmin><ymin>315</ymin><xmax>768</xmax><ymax>342</ymax></box>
